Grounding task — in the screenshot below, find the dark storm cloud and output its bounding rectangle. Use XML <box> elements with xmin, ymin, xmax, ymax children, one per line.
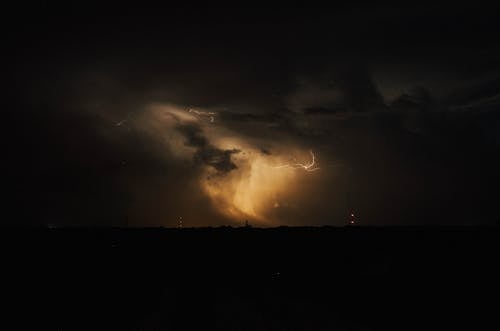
<box><xmin>176</xmin><ymin>124</ymin><xmax>209</xmax><ymax>148</ymax></box>
<box><xmin>328</xmin><ymin>67</ymin><xmax>386</xmax><ymax>113</ymax></box>
<box><xmin>4</xmin><ymin>3</ymin><xmax>500</xmax><ymax>226</ymax></box>
<box><xmin>208</xmin><ymin>65</ymin><xmax>387</xmax><ymax>144</ymax></box>
<box><xmin>446</xmin><ymin>77</ymin><xmax>500</xmax><ymax>109</ymax></box>
<box><xmin>176</xmin><ymin>124</ymin><xmax>240</xmax><ymax>174</ymax></box>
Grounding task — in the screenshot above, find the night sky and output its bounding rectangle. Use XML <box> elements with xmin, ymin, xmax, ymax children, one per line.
<box><xmin>4</xmin><ymin>4</ymin><xmax>500</xmax><ymax>226</ymax></box>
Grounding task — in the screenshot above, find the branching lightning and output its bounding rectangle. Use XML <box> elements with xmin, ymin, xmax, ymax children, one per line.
<box><xmin>114</xmin><ymin>112</ymin><xmax>132</xmax><ymax>127</ymax></box>
<box><xmin>273</xmin><ymin>150</ymin><xmax>320</xmax><ymax>172</ymax></box>
<box><xmin>188</xmin><ymin>108</ymin><xmax>216</xmax><ymax>123</ymax></box>
<box><xmin>115</xmin><ymin>119</ymin><xmax>127</xmax><ymax>126</ymax></box>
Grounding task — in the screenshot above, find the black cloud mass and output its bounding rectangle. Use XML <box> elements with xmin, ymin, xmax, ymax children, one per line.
<box><xmin>177</xmin><ymin>123</ymin><xmax>240</xmax><ymax>174</ymax></box>
<box><xmin>3</xmin><ymin>4</ymin><xmax>500</xmax><ymax>226</ymax></box>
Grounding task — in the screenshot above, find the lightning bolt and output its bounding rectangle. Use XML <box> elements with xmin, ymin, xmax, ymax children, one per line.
<box><xmin>115</xmin><ymin>119</ymin><xmax>127</xmax><ymax>126</ymax></box>
<box><xmin>273</xmin><ymin>150</ymin><xmax>320</xmax><ymax>172</ymax></box>
<box><xmin>188</xmin><ymin>108</ymin><xmax>216</xmax><ymax>123</ymax></box>
<box><xmin>113</xmin><ymin>112</ymin><xmax>133</xmax><ymax>127</ymax></box>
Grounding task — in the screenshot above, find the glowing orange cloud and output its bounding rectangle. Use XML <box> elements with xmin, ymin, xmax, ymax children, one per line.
<box><xmin>139</xmin><ymin>103</ymin><xmax>321</xmax><ymax>225</ymax></box>
<box><xmin>200</xmin><ymin>137</ymin><xmax>320</xmax><ymax>223</ymax></box>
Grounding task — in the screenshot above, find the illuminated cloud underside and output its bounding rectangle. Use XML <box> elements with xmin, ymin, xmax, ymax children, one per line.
<box><xmin>141</xmin><ymin>103</ymin><xmax>321</xmax><ymax>224</ymax></box>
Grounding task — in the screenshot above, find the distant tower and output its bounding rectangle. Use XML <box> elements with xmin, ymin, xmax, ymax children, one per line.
<box><xmin>244</xmin><ymin>220</ymin><xmax>251</xmax><ymax>228</ymax></box>
<box><xmin>345</xmin><ymin>166</ymin><xmax>357</xmax><ymax>226</ymax></box>
<box><xmin>178</xmin><ymin>216</ymin><xmax>183</xmax><ymax>229</ymax></box>
<box><xmin>348</xmin><ymin>211</ymin><xmax>356</xmax><ymax>225</ymax></box>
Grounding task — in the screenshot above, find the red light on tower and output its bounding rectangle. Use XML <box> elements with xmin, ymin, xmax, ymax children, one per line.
<box><xmin>348</xmin><ymin>211</ymin><xmax>356</xmax><ymax>225</ymax></box>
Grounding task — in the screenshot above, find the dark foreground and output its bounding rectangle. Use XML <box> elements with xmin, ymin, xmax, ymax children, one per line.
<box><xmin>2</xmin><ymin>226</ymin><xmax>498</xmax><ymax>330</ymax></box>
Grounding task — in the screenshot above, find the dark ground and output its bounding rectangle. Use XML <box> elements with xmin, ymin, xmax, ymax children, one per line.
<box><xmin>2</xmin><ymin>226</ymin><xmax>498</xmax><ymax>330</ymax></box>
